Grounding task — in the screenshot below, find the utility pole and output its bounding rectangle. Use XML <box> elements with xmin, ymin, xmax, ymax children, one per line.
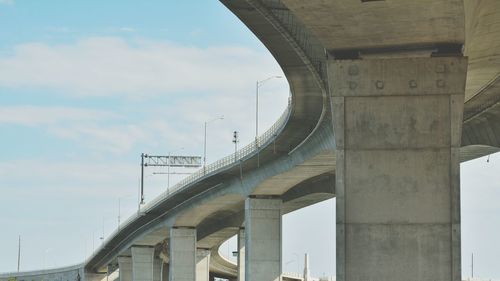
<box><xmin>17</xmin><ymin>235</ymin><xmax>21</xmax><ymax>272</ymax></box>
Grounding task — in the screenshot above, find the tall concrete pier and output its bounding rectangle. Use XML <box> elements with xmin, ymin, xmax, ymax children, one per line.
<box><xmin>331</xmin><ymin>57</ymin><xmax>467</xmax><ymax>281</ymax></box>
<box><xmin>245</xmin><ymin>198</ymin><xmax>282</xmax><ymax>281</ymax></box>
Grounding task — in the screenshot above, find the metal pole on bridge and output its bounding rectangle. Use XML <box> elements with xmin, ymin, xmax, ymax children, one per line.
<box><xmin>140</xmin><ymin>153</ymin><xmax>145</xmax><ymax>205</ymax></box>
<box><xmin>17</xmin><ymin>235</ymin><xmax>21</xmax><ymax>272</ymax></box>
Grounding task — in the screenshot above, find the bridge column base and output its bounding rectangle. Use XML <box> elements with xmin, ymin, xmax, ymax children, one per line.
<box><xmin>330</xmin><ymin>57</ymin><xmax>467</xmax><ymax>281</ymax></box>
<box><xmin>169</xmin><ymin>227</ymin><xmax>197</xmax><ymax>281</ymax></box>
<box><xmin>244</xmin><ymin>197</ymin><xmax>282</xmax><ymax>281</ymax></box>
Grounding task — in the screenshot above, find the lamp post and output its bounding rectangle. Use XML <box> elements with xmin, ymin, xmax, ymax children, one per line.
<box><xmin>255</xmin><ymin>76</ymin><xmax>283</xmax><ymax>141</ymax></box>
<box><xmin>255</xmin><ymin>76</ymin><xmax>282</xmax><ymax>167</ymax></box>
<box><xmin>203</xmin><ymin>116</ymin><xmax>224</xmax><ymax>170</ymax></box>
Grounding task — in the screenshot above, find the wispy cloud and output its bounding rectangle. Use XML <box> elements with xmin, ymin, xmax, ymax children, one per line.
<box><xmin>49</xmin><ymin>124</ymin><xmax>149</xmax><ymax>154</ymax></box>
<box><xmin>0</xmin><ymin>0</ymin><xmax>14</xmax><ymax>5</ymax></box>
<box><xmin>118</xmin><ymin>27</ymin><xmax>136</xmax><ymax>32</ymax></box>
<box><xmin>0</xmin><ymin>105</ymin><xmax>118</xmax><ymax>126</ymax></box>
<box><xmin>0</xmin><ymin>159</ymin><xmax>138</xmax><ymax>197</ymax></box>
<box><xmin>0</xmin><ymin>37</ymin><xmax>280</xmax><ymax>98</ymax></box>
<box><xmin>46</xmin><ymin>26</ymin><xmax>73</xmax><ymax>33</ymax></box>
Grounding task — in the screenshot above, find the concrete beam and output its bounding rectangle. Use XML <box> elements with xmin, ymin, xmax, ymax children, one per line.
<box><xmin>169</xmin><ymin>228</ymin><xmax>197</xmax><ymax>281</ymax></box>
<box><xmin>244</xmin><ymin>197</ymin><xmax>282</xmax><ymax>281</ymax></box>
<box><xmin>330</xmin><ymin>57</ymin><xmax>466</xmax><ymax>281</ymax></box>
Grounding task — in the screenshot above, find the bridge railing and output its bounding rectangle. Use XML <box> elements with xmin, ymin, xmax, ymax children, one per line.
<box><xmin>88</xmin><ymin>98</ymin><xmax>291</xmax><ymax>265</ymax></box>
<box><xmin>145</xmin><ymin>97</ymin><xmax>292</xmax><ymax>208</ymax></box>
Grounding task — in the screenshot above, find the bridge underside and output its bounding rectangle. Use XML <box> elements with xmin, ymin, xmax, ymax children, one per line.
<box><xmin>5</xmin><ymin>1</ymin><xmax>500</xmax><ymax>281</ymax></box>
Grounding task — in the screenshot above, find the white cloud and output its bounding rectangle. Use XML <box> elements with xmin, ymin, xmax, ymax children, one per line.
<box><xmin>0</xmin><ymin>0</ymin><xmax>14</xmax><ymax>5</ymax></box>
<box><xmin>118</xmin><ymin>27</ymin><xmax>136</xmax><ymax>32</ymax></box>
<box><xmin>0</xmin><ymin>37</ymin><xmax>281</xmax><ymax>98</ymax></box>
<box><xmin>49</xmin><ymin>124</ymin><xmax>149</xmax><ymax>154</ymax></box>
<box><xmin>0</xmin><ymin>105</ymin><xmax>118</xmax><ymax>126</ymax></box>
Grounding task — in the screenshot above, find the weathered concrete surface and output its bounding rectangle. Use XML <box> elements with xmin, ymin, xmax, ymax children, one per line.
<box><xmin>280</xmin><ymin>0</ymin><xmax>464</xmax><ymax>51</ymax></box>
<box><xmin>237</xmin><ymin>228</ymin><xmax>245</xmax><ymax>281</ymax></box>
<box><xmin>196</xmin><ymin>249</ymin><xmax>211</xmax><ymax>281</ymax></box>
<box><xmin>118</xmin><ymin>257</ymin><xmax>132</xmax><ymax>281</ymax></box>
<box><xmin>464</xmin><ymin>0</ymin><xmax>500</xmax><ymax>100</ymax></box>
<box><xmin>153</xmin><ymin>258</ymin><xmax>162</xmax><ymax>281</ymax></box>
<box><xmin>330</xmin><ymin>57</ymin><xmax>466</xmax><ymax>281</ymax></box>
<box><xmin>169</xmin><ymin>228</ymin><xmax>196</xmax><ymax>281</ymax></box>
<box><xmin>0</xmin><ymin>264</ymin><xmax>101</xmax><ymax>281</ymax></box>
<box><xmin>245</xmin><ymin>198</ymin><xmax>282</xmax><ymax>281</ymax></box>
<box><xmin>132</xmin><ymin>247</ymin><xmax>155</xmax><ymax>281</ymax></box>
<box><xmin>161</xmin><ymin>263</ymin><xmax>169</xmax><ymax>281</ymax></box>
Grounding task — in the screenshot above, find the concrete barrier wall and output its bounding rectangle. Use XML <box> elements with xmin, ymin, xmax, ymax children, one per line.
<box><xmin>0</xmin><ymin>264</ymin><xmax>85</xmax><ymax>281</ymax></box>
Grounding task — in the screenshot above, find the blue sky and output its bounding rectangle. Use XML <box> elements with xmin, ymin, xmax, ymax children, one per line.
<box><xmin>1</xmin><ymin>0</ymin><xmax>499</xmax><ymax>279</ymax></box>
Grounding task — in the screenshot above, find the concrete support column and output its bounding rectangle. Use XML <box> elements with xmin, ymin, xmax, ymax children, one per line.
<box><xmin>153</xmin><ymin>258</ymin><xmax>162</xmax><ymax>281</ymax></box>
<box><xmin>196</xmin><ymin>249</ymin><xmax>211</xmax><ymax>281</ymax></box>
<box><xmin>244</xmin><ymin>197</ymin><xmax>282</xmax><ymax>281</ymax></box>
<box><xmin>132</xmin><ymin>247</ymin><xmax>155</xmax><ymax>281</ymax></box>
<box><xmin>118</xmin><ymin>256</ymin><xmax>132</xmax><ymax>281</ymax></box>
<box><xmin>330</xmin><ymin>57</ymin><xmax>466</xmax><ymax>281</ymax></box>
<box><xmin>169</xmin><ymin>227</ymin><xmax>197</xmax><ymax>281</ymax></box>
<box><xmin>161</xmin><ymin>263</ymin><xmax>169</xmax><ymax>281</ymax></box>
<box><xmin>237</xmin><ymin>228</ymin><xmax>245</xmax><ymax>281</ymax></box>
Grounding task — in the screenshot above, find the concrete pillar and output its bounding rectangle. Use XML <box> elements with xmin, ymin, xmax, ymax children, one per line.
<box><xmin>244</xmin><ymin>197</ymin><xmax>282</xmax><ymax>281</ymax></box>
<box><xmin>330</xmin><ymin>57</ymin><xmax>466</xmax><ymax>281</ymax></box>
<box><xmin>132</xmin><ymin>247</ymin><xmax>155</xmax><ymax>281</ymax></box>
<box><xmin>161</xmin><ymin>263</ymin><xmax>169</xmax><ymax>281</ymax></box>
<box><xmin>118</xmin><ymin>256</ymin><xmax>132</xmax><ymax>281</ymax></box>
<box><xmin>153</xmin><ymin>258</ymin><xmax>162</xmax><ymax>281</ymax></box>
<box><xmin>169</xmin><ymin>227</ymin><xmax>197</xmax><ymax>281</ymax></box>
<box><xmin>237</xmin><ymin>228</ymin><xmax>245</xmax><ymax>281</ymax></box>
<box><xmin>196</xmin><ymin>249</ymin><xmax>211</xmax><ymax>281</ymax></box>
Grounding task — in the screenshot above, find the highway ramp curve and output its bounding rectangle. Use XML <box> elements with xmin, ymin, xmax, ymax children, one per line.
<box><xmin>2</xmin><ymin>0</ymin><xmax>500</xmax><ymax>280</ymax></box>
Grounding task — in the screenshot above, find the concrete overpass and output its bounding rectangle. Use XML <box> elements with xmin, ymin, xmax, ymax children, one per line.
<box><xmin>2</xmin><ymin>0</ymin><xmax>500</xmax><ymax>281</ymax></box>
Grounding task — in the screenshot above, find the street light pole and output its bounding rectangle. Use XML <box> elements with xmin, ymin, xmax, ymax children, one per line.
<box><xmin>255</xmin><ymin>76</ymin><xmax>282</xmax><ymax>167</ymax></box>
<box><xmin>203</xmin><ymin>116</ymin><xmax>224</xmax><ymax>171</ymax></box>
<box><xmin>118</xmin><ymin>198</ymin><xmax>121</xmax><ymax>229</ymax></box>
<box><xmin>256</xmin><ymin>81</ymin><xmax>259</xmax><ymax>141</ymax></box>
<box><xmin>17</xmin><ymin>235</ymin><xmax>21</xmax><ymax>272</ymax></box>
<box><xmin>140</xmin><ymin>153</ymin><xmax>146</xmax><ymax>205</ymax></box>
<box><xmin>204</xmin><ymin>121</ymin><xmax>207</xmax><ymax>168</ymax></box>
<box><xmin>255</xmin><ymin>76</ymin><xmax>283</xmax><ymax>141</ymax></box>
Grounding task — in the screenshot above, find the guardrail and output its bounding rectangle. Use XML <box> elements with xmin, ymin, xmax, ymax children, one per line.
<box><xmin>86</xmin><ymin>98</ymin><xmax>292</xmax><ymax>268</ymax></box>
<box><xmin>151</xmin><ymin>98</ymin><xmax>292</xmax><ymax>203</ymax></box>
